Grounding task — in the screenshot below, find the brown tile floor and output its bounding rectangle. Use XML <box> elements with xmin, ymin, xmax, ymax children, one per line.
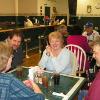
<box><xmin>22</xmin><ymin>50</ymin><xmax>41</xmax><ymax>67</ymax></box>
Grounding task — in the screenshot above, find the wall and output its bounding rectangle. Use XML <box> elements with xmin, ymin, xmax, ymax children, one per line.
<box><xmin>0</xmin><ymin>0</ymin><xmax>68</xmax><ymax>26</ymax></box>
<box><xmin>0</xmin><ymin>0</ymin><xmax>68</xmax><ymax>16</ymax></box>
<box><xmin>0</xmin><ymin>0</ymin><xmax>15</xmax><ymax>16</ymax></box>
<box><xmin>0</xmin><ymin>0</ymin><xmax>38</xmax><ymax>16</ymax></box>
<box><xmin>77</xmin><ymin>0</ymin><xmax>100</xmax><ymax>17</ymax></box>
<box><xmin>35</xmin><ymin>0</ymin><xmax>68</xmax><ymax>16</ymax></box>
<box><xmin>37</xmin><ymin>0</ymin><xmax>56</xmax><ymax>16</ymax></box>
<box><xmin>56</xmin><ymin>0</ymin><xmax>67</xmax><ymax>16</ymax></box>
<box><xmin>18</xmin><ymin>0</ymin><xmax>38</xmax><ymax>15</ymax></box>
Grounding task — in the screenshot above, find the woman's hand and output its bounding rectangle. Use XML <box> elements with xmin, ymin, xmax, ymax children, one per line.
<box><xmin>46</xmin><ymin>45</ymin><xmax>59</xmax><ymax>57</ymax></box>
<box><xmin>46</xmin><ymin>45</ymin><xmax>52</xmax><ymax>56</ymax></box>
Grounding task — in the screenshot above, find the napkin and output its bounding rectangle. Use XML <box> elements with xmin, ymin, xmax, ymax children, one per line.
<box><xmin>28</xmin><ymin>66</ymin><xmax>44</xmax><ymax>81</ymax></box>
<box><xmin>28</xmin><ymin>66</ymin><xmax>39</xmax><ymax>80</ymax></box>
<box><xmin>52</xmin><ymin>92</ymin><xmax>68</xmax><ymax>100</ymax></box>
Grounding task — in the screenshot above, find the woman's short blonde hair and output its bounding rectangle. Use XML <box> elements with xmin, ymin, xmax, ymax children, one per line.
<box><xmin>0</xmin><ymin>42</ymin><xmax>12</xmax><ymax>71</ymax></box>
<box><xmin>48</xmin><ymin>31</ymin><xmax>64</xmax><ymax>42</ymax></box>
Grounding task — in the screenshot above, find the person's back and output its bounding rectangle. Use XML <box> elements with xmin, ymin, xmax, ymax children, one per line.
<box><xmin>66</xmin><ymin>25</ymin><xmax>91</xmax><ymax>53</ymax></box>
<box><xmin>67</xmin><ymin>35</ymin><xmax>90</xmax><ymax>53</ymax></box>
<box><xmin>0</xmin><ymin>73</ymin><xmax>44</xmax><ymax>100</ymax></box>
<box><xmin>66</xmin><ymin>25</ymin><xmax>90</xmax><ymax>70</ymax></box>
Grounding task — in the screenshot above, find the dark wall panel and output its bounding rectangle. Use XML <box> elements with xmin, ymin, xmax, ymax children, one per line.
<box><xmin>68</xmin><ymin>0</ymin><xmax>77</xmax><ymax>15</ymax></box>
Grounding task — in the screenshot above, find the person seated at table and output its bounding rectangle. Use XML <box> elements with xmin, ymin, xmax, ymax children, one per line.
<box><xmin>82</xmin><ymin>22</ymin><xmax>99</xmax><ymax>48</ymax></box>
<box><xmin>0</xmin><ymin>42</ymin><xmax>44</xmax><ymax>100</ymax></box>
<box><xmin>66</xmin><ymin>25</ymin><xmax>91</xmax><ymax>70</ymax></box>
<box><xmin>85</xmin><ymin>36</ymin><xmax>100</xmax><ymax>100</ymax></box>
<box><xmin>78</xmin><ymin>36</ymin><xmax>100</xmax><ymax>100</ymax></box>
<box><xmin>4</xmin><ymin>30</ymin><xmax>23</xmax><ymax>72</ymax></box>
<box><xmin>38</xmin><ymin>31</ymin><xmax>73</xmax><ymax>75</ymax></box>
<box><xmin>24</xmin><ymin>17</ymin><xmax>33</xmax><ymax>27</ymax></box>
<box><xmin>56</xmin><ymin>24</ymin><xmax>68</xmax><ymax>36</ymax></box>
<box><xmin>83</xmin><ymin>22</ymin><xmax>99</xmax><ymax>74</ymax></box>
<box><xmin>56</xmin><ymin>24</ymin><xmax>68</xmax><ymax>45</ymax></box>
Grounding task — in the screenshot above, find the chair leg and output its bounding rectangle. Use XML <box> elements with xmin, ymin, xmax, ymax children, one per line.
<box><xmin>38</xmin><ymin>36</ymin><xmax>42</xmax><ymax>60</ymax></box>
<box><xmin>38</xmin><ymin>36</ymin><xmax>42</xmax><ymax>54</ymax></box>
<box><xmin>25</xmin><ymin>42</ymin><xmax>30</xmax><ymax>58</ymax></box>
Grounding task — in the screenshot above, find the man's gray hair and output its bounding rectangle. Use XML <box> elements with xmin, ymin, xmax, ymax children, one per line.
<box><xmin>93</xmin><ymin>36</ymin><xmax>100</xmax><ymax>46</ymax></box>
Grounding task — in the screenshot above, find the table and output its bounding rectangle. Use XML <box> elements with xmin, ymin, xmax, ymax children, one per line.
<box><xmin>8</xmin><ymin>67</ymin><xmax>86</xmax><ymax>100</ymax></box>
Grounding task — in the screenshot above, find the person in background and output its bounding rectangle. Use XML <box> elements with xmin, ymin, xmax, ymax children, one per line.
<box><xmin>56</xmin><ymin>24</ymin><xmax>68</xmax><ymax>45</ymax></box>
<box><xmin>85</xmin><ymin>36</ymin><xmax>100</xmax><ymax>100</ymax></box>
<box><xmin>66</xmin><ymin>25</ymin><xmax>91</xmax><ymax>53</ymax></box>
<box><xmin>56</xmin><ymin>24</ymin><xmax>68</xmax><ymax>36</ymax></box>
<box><xmin>83</xmin><ymin>22</ymin><xmax>99</xmax><ymax>76</ymax></box>
<box><xmin>4</xmin><ymin>30</ymin><xmax>23</xmax><ymax>72</ymax></box>
<box><xmin>38</xmin><ymin>31</ymin><xmax>73</xmax><ymax>75</ymax></box>
<box><xmin>0</xmin><ymin>42</ymin><xmax>44</xmax><ymax>100</ymax></box>
<box><xmin>24</xmin><ymin>17</ymin><xmax>33</xmax><ymax>27</ymax></box>
<box><xmin>66</xmin><ymin>25</ymin><xmax>91</xmax><ymax>70</ymax></box>
<box><xmin>82</xmin><ymin>22</ymin><xmax>99</xmax><ymax>48</ymax></box>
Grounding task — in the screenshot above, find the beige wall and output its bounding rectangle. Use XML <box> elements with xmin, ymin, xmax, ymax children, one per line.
<box><xmin>77</xmin><ymin>0</ymin><xmax>100</xmax><ymax>17</ymax></box>
<box><xmin>0</xmin><ymin>0</ymin><xmax>38</xmax><ymax>16</ymax></box>
<box><xmin>0</xmin><ymin>0</ymin><xmax>15</xmax><ymax>16</ymax></box>
<box><xmin>37</xmin><ymin>0</ymin><xmax>56</xmax><ymax>16</ymax></box>
<box><xmin>56</xmin><ymin>0</ymin><xmax>67</xmax><ymax>16</ymax></box>
<box><xmin>37</xmin><ymin>0</ymin><xmax>68</xmax><ymax>16</ymax></box>
<box><xmin>18</xmin><ymin>0</ymin><xmax>37</xmax><ymax>15</ymax></box>
<box><xmin>0</xmin><ymin>0</ymin><xmax>68</xmax><ymax>16</ymax></box>
<box><xmin>0</xmin><ymin>0</ymin><xmax>100</xmax><ymax>17</ymax></box>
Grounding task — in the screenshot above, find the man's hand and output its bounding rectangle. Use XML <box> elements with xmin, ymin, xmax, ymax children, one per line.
<box><xmin>23</xmin><ymin>80</ymin><xmax>42</xmax><ymax>93</ymax></box>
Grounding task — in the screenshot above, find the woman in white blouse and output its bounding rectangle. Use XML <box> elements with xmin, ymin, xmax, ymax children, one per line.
<box><xmin>38</xmin><ymin>31</ymin><xmax>73</xmax><ymax>75</ymax></box>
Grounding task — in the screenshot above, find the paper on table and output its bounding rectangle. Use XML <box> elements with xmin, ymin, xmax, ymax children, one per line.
<box><xmin>28</xmin><ymin>66</ymin><xmax>40</xmax><ymax>80</ymax></box>
<box><xmin>52</xmin><ymin>92</ymin><xmax>65</xmax><ymax>97</ymax></box>
<box><xmin>52</xmin><ymin>92</ymin><xmax>68</xmax><ymax>100</ymax></box>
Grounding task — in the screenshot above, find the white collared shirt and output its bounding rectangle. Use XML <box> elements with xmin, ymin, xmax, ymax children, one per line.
<box><xmin>82</xmin><ymin>30</ymin><xmax>99</xmax><ymax>41</ymax></box>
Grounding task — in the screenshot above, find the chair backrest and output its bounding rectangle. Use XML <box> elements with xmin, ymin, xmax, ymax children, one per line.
<box><xmin>70</xmin><ymin>51</ymin><xmax>78</xmax><ymax>76</ymax></box>
<box><xmin>66</xmin><ymin>44</ymin><xmax>87</xmax><ymax>75</ymax></box>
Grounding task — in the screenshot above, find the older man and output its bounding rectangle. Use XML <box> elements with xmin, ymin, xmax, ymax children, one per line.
<box><xmin>56</xmin><ymin>24</ymin><xmax>67</xmax><ymax>36</ymax></box>
<box><xmin>82</xmin><ymin>22</ymin><xmax>99</xmax><ymax>42</ymax></box>
<box><xmin>82</xmin><ymin>22</ymin><xmax>99</xmax><ymax>48</ymax></box>
<box><xmin>56</xmin><ymin>24</ymin><xmax>68</xmax><ymax>45</ymax></box>
<box><xmin>85</xmin><ymin>36</ymin><xmax>100</xmax><ymax>100</ymax></box>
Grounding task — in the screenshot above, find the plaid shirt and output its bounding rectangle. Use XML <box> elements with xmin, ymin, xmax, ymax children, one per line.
<box><xmin>0</xmin><ymin>73</ymin><xmax>44</xmax><ymax>100</ymax></box>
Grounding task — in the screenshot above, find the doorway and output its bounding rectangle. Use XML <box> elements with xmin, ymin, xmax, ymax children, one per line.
<box><xmin>45</xmin><ymin>6</ymin><xmax>50</xmax><ymax>18</ymax></box>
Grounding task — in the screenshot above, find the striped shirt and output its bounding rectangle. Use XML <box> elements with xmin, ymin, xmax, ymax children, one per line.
<box><xmin>0</xmin><ymin>73</ymin><xmax>44</xmax><ymax>100</ymax></box>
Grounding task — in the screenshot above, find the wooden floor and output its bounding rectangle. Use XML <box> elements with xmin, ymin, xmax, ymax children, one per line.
<box><xmin>22</xmin><ymin>50</ymin><xmax>41</xmax><ymax>67</ymax></box>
